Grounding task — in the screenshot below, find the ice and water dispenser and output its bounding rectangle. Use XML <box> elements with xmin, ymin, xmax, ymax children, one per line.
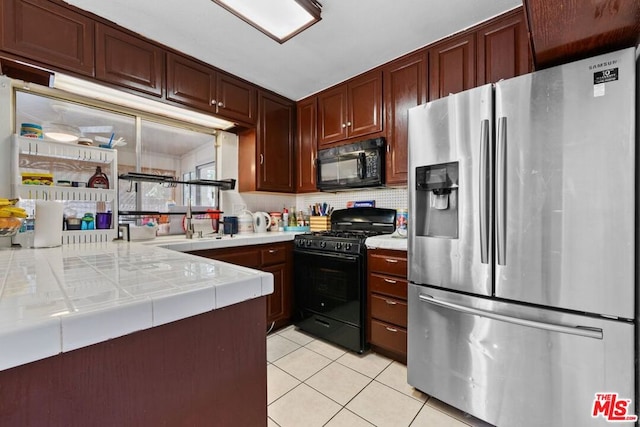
<box><xmin>414</xmin><ymin>162</ymin><xmax>459</xmax><ymax>238</ymax></box>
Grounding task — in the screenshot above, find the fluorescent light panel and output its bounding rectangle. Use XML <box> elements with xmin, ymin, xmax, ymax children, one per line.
<box><xmin>212</xmin><ymin>0</ymin><xmax>321</xmax><ymax>43</ymax></box>
<box><xmin>53</xmin><ymin>74</ymin><xmax>235</xmax><ymax>130</ymax></box>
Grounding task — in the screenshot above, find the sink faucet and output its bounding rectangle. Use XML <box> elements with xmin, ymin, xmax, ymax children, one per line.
<box><xmin>185</xmin><ymin>198</ymin><xmax>195</xmax><ymax>239</ymax></box>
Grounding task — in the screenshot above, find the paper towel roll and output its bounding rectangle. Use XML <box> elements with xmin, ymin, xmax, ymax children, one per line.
<box><xmin>34</xmin><ymin>200</ymin><xmax>64</xmax><ymax>248</ymax></box>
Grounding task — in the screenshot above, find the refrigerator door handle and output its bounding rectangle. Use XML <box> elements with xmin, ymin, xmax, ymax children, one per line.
<box><xmin>496</xmin><ymin>116</ymin><xmax>507</xmax><ymax>266</ymax></box>
<box><xmin>479</xmin><ymin>119</ymin><xmax>490</xmax><ymax>264</ymax></box>
<box><xmin>418</xmin><ymin>293</ymin><xmax>603</xmax><ymax>339</ymax></box>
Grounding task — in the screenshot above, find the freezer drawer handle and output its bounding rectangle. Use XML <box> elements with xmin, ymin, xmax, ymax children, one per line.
<box><xmin>418</xmin><ymin>294</ymin><xmax>603</xmax><ymax>340</ymax></box>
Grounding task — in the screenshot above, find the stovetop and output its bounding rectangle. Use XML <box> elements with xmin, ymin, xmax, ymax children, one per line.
<box><xmin>293</xmin><ymin>207</ymin><xmax>397</xmax><ymax>255</ymax></box>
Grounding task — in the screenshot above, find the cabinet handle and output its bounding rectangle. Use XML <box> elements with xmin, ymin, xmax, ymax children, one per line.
<box><xmin>342</xmin><ymin>123</ymin><xmax>347</xmax><ymax>128</ymax></box>
<box><xmin>385</xmin><ymin>300</ymin><xmax>397</xmax><ymax>305</ymax></box>
<box><xmin>383</xmin><ymin>278</ymin><xmax>397</xmax><ymax>284</ymax></box>
<box><xmin>385</xmin><ymin>259</ymin><xmax>398</xmax><ymax>263</ymax></box>
<box><xmin>260</xmin><ymin>154</ymin><xmax>264</xmax><ymax>164</ymax></box>
<box><xmin>268</xmin><ymin>249</ymin><xmax>278</xmax><ymax>254</ymax></box>
<box><xmin>385</xmin><ymin>327</ymin><xmax>398</xmax><ymax>333</ymax></box>
<box><xmin>218</xmin><ymin>101</ymin><xmax>224</xmax><ymax>108</ymax></box>
<box><xmin>346</xmin><ymin>121</ymin><xmax>352</xmax><ymax>127</ymax></box>
<box><xmin>211</xmin><ymin>99</ymin><xmax>217</xmax><ymax>106</ymax></box>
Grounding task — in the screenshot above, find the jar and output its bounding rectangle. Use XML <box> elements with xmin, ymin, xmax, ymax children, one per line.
<box><xmin>269</xmin><ymin>212</ymin><xmax>281</xmax><ymax>231</ymax></box>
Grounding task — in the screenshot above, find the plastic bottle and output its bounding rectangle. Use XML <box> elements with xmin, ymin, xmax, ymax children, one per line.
<box><xmin>282</xmin><ymin>208</ymin><xmax>289</xmax><ymax>228</ymax></box>
<box><xmin>88</xmin><ymin>166</ymin><xmax>109</xmax><ymax>189</ymax></box>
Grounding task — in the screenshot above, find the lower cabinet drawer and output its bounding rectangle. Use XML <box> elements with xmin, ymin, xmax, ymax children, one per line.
<box><xmin>370</xmin><ymin>319</ymin><xmax>407</xmax><ymax>355</ymax></box>
<box><xmin>369</xmin><ymin>273</ymin><xmax>408</xmax><ymax>299</ymax></box>
<box><xmin>370</xmin><ymin>293</ymin><xmax>407</xmax><ymax>327</ymax></box>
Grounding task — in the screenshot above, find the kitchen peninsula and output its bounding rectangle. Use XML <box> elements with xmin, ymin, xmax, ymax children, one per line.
<box><xmin>0</xmin><ymin>238</ymin><xmax>282</xmax><ymax>426</ymax></box>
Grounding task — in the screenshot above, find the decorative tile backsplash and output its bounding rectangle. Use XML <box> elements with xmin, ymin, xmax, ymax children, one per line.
<box><xmin>220</xmin><ymin>186</ymin><xmax>408</xmax><ymax>217</ymax></box>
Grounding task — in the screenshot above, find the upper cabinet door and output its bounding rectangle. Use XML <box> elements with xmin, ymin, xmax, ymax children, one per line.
<box><xmin>296</xmin><ymin>96</ymin><xmax>318</xmax><ymax>193</ymax></box>
<box><xmin>95</xmin><ymin>23</ymin><xmax>164</xmax><ymax>97</ymax></box>
<box><xmin>1</xmin><ymin>0</ymin><xmax>94</xmax><ymax>76</ymax></box>
<box><xmin>317</xmin><ymin>70</ymin><xmax>383</xmax><ymax>147</ymax></box>
<box><xmin>318</xmin><ymin>85</ymin><xmax>347</xmax><ymax>146</ymax></box>
<box><xmin>257</xmin><ymin>91</ymin><xmax>295</xmax><ymax>192</ymax></box>
<box><xmin>216</xmin><ymin>72</ymin><xmax>256</xmax><ymax>124</ymax></box>
<box><xmin>166</xmin><ymin>52</ymin><xmax>215</xmax><ymax>112</ymax></box>
<box><xmin>348</xmin><ymin>70</ymin><xmax>383</xmax><ymax>139</ymax></box>
<box><xmin>384</xmin><ymin>53</ymin><xmax>427</xmax><ymax>186</ymax></box>
<box><xmin>476</xmin><ymin>9</ymin><xmax>531</xmax><ymax>85</ymax></box>
<box><xmin>428</xmin><ymin>34</ymin><xmax>476</xmax><ymax>101</ymax></box>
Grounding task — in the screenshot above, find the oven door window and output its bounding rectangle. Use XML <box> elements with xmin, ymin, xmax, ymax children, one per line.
<box><xmin>294</xmin><ymin>251</ymin><xmax>362</xmax><ymax>326</ymax></box>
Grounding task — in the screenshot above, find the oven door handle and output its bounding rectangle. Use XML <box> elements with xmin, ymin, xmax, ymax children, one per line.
<box><xmin>294</xmin><ymin>249</ymin><xmax>360</xmax><ymax>263</ymax></box>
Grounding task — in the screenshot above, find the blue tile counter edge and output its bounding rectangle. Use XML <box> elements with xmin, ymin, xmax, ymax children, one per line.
<box><xmin>0</xmin><ymin>240</ymin><xmax>279</xmax><ymax>371</ymax></box>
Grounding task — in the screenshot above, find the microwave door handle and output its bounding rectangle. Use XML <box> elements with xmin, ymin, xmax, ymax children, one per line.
<box><xmin>357</xmin><ymin>152</ymin><xmax>366</xmax><ymax>179</ymax></box>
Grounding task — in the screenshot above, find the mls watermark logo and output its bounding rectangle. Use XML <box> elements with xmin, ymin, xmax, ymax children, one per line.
<box><xmin>591</xmin><ymin>393</ymin><xmax>637</xmax><ymax>422</ymax></box>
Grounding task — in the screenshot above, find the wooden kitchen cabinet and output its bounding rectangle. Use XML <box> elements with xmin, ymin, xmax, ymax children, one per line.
<box><xmin>95</xmin><ymin>23</ymin><xmax>164</xmax><ymax>97</ymax></box>
<box><xmin>239</xmin><ymin>91</ymin><xmax>295</xmax><ymax>193</ymax></box>
<box><xmin>476</xmin><ymin>9</ymin><xmax>531</xmax><ymax>85</ymax></box>
<box><xmin>524</xmin><ymin>0</ymin><xmax>640</xmax><ymax>69</ymax></box>
<box><xmin>428</xmin><ymin>33</ymin><xmax>476</xmax><ymax>101</ymax></box>
<box><xmin>296</xmin><ymin>96</ymin><xmax>318</xmax><ymax>193</ymax></box>
<box><xmin>367</xmin><ymin>248</ymin><xmax>408</xmax><ymax>363</ymax></box>
<box><xmin>383</xmin><ymin>52</ymin><xmax>428</xmax><ymax>186</ymax></box>
<box><xmin>317</xmin><ymin>70</ymin><xmax>383</xmax><ymax>147</ymax></box>
<box><xmin>188</xmin><ymin>241</ymin><xmax>294</xmax><ymax>331</ymax></box>
<box><xmin>166</xmin><ymin>52</ymin><xmax>256</xmax><ymax>124</ymax></box>
<box><xmin>0</xmin><ymin>0</ymin><xmax>94</xmax><ymax>76</ymax></box>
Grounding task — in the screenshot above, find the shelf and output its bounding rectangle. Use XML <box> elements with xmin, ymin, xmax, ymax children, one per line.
<box><xmin>15</xmin><ymin>185</ymin><xmax>116</xmax><ymax>202</ymax></box>
<box><xmin>118</xmin><ymin>172</ymin><xmax>236</xmax><ymax>190</ymax></box>
<box><xmin>119</xmin><ymin>210</ymin><xmax>222</xmax><ymax>216</ymax></box>
<box><xmin>14</xmin><ymin>135</ymin><xmax>116</xmax><ymax>164</ymax></box>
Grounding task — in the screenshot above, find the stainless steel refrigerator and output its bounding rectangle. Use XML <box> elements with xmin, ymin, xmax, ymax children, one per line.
<box><xmin>407</xmin><ymin>47</ymin><xmax>637</xmax><ymax>427</ymax></box>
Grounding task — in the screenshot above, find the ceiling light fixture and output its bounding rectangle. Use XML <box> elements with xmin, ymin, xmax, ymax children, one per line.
<box><xmin>212</xmin><ymin>0</ymin><xmax>322</xmax><ymax>43</ymax></box>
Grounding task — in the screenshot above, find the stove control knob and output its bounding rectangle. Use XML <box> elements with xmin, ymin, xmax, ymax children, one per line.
<box><xmin>306</xmin><ymin>240</ymin><xmax>313</xmax><ymax>247</ymax></box>
<box><xmin>320</xmin><ymin>241</ymin><xmax>326</xmax><ymax>248</ymax></box>
<box><xmin>336</xmin><ymin>242</ymin><xmax>342</xmax><ymax>249</ymax></box>
<box><xmin>297</xmin><ymin>239</ymin><xmax>306</xmax><ymax>247</ymax></box>
<box><xmin>345</xmin><ymin>243</ymin><xmax>352</xmax><ymax>251</ymax></box>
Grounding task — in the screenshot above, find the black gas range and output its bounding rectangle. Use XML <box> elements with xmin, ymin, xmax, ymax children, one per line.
<box><xmin>293</xmin><ymin>207</ymin><xmax>396</xmax><ymax>353</ymax></box>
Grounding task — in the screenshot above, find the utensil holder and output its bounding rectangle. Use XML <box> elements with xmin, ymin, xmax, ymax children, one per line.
<box><xmin>310</xmin><ymin>216</ymin><xmax>330</xmax><ymax>231</ymax></box>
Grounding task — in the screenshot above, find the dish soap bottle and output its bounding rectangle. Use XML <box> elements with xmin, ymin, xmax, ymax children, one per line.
<box><xmin>88</xmin><ymin>166</ymin><xmax>109</xmax><ymax>189</ymax></box>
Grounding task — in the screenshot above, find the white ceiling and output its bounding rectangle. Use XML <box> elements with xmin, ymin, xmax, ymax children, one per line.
<box><xmin>64</xmin><ymin>0</ymin><xmax>522</xmax><ymax>101</ymax></box>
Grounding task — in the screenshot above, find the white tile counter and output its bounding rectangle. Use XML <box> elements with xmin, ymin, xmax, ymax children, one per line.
<box><xmin>365</xmin><ymin>233</ymin><xmax>408</xmax><ymax>251</ymax></box>
<box><xmin>145</xmin><ymin>231</ymin><xmax>297</xmax><ymax>252</ymax></box>
<box><xmin>0</xmin><ymin>241</ymin><xmax>275</xmax><ymax>371</ymax></box>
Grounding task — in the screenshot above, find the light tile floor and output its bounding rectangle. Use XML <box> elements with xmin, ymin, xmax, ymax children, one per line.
<box><xmin>267</xmin><ymin>325</ymin><xmax>494</xmax><ymax>427</ymax></box>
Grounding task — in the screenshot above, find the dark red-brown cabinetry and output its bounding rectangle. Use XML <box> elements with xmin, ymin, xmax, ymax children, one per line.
<box><xmin>239</xmin><ymin>91</ymin><xmax>295</xmax><ymax>193</ymax></box>
<box><xmin>383</xmin><ymin>52</ymin><xmax>428</xmax><ymax>186</ymax></box>
<box><xmin>476</xmin><ymin>9</ymin><xmax>532</xmax><ymax>85</ymax></box>
<box><xmin>189</xmin><ymin>241</ymin><xmax>293</xmax><ymax>331</ymax></box>
<box><xmin>95</xmin><ymin>23</ymin><xmax>164</xmax><ymax>97</ymax></box>
<box><xmin>317</xmin><ymin>70</ymin><xmax>383</xmax><ymax>147</ymax></box>
<box><xmin>296</xmin><ymin>96</ymin><xmax>318</xmax><ymax>193</ymax></box>
<box><xmin>0</xmin><ymin>0</ymin><xmax>94</xmax><ymax>76</ymax></box>
<box><xmin>367</xmin><ymin>248</ymin><xmax>408</xmax><ymax>364</ymax></box>
<box><xmin>166</xmin><ymin>52</ymin><xmax>256</xmax><ymax>124</ymax></box>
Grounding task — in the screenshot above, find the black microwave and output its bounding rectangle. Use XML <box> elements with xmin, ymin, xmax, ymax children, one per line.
<box><xmin>316</xmin><ymin>138</ymin><xmax>385</xmax><ymax>191</ymax></box>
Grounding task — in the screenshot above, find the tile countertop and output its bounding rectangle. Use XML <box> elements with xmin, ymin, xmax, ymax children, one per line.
<box><xmin>365</xmin><ymin>233</ymin><xmax>408</xmax><ymax>251</ymax></box>
<box><xmin>144</xmin><ymin>231</ymin><xmax>298</xmax><ymax>251</ymax></box>
<box><xmin>0</xmin><ymin>240</ymin><xmax>277</xmax><ymax>371</ymax></box>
